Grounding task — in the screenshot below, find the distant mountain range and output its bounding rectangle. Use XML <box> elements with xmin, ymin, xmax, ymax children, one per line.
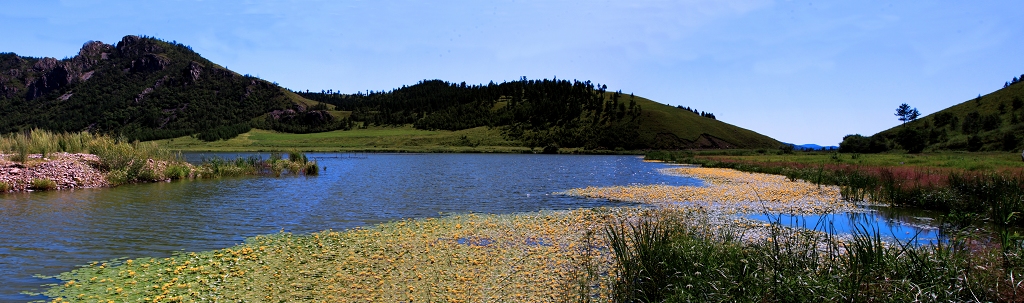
<box><xmin>0</xmin><ymin>35</ymin><xmax>782</xmax><ymax>150</ymax></box>
<box><xmin>786</xmin><ymin>143</ymin><xmax>838</xmax><ymax>151</ymax></box>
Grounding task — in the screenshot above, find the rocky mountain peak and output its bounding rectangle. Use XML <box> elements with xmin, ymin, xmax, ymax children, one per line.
<box><xmin>78</xmin><ymin>40</ymin><xmax>113</xmax><ymax>59</ymax></box>
<box><xmin>32</xmin><ymin>57</ymin><xmax>59</xmax><ymax>72</ymax></box>
<box><xmin>117</xmin><ymin>35</ymin><xmax>164</xmax><ymax>58</ymax></box>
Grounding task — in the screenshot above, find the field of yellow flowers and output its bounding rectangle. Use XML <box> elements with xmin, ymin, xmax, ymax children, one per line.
<box><xmin>564</xmin><ymin>166</ymin><xmax>857</xmax><ymax>215</ymax></box>
<box><xmin>44</xmin><ymin>167</ymin><xmax>844</xmax><ymax>302</ymax></box>
<box><xmin>46</xmin><ymin>208</ymin><xmax>664</xmax><ymax>302</ymax></box>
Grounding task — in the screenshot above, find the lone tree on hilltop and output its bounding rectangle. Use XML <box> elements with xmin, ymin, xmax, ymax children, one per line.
<box><xmin>895</xmin><ymin>103</ymin><xmax>920</xmax><ymax>125</ymax></box>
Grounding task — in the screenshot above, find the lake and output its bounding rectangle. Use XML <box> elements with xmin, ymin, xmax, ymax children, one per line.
<box><xmin>0</xmin><ymin>154</ymin><xmax>700</xmax><ymax>302</ymax></box>
<box><xmin>1</xmin><ymin>153</ymin><xmax>963</xmax><ymax>302</ymax></box>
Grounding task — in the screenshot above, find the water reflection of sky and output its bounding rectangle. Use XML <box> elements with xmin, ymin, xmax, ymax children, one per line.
<box><xmin>747</xmin><ymin>209</ymin><xmax>943</xmax><ymax>244</ymax></box>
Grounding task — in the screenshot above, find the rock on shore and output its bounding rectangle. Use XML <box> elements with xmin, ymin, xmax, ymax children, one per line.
<box><xmin>0</xmin><ymin>153</ymin><xmax>109</xmax><ymax>192</ymax></box>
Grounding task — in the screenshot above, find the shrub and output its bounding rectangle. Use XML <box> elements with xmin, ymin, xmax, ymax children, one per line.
<box><xmin>542</xmin><ymin>144</ymin><xmax>559</xmax><ymax>154</ymax></box>
<box><xmin>163</xmin><ymin>164</ymin><xmax>191</xmax><ymax>180</ymax></box>
<box><xmin>896</xmin><ymin>128</ymin><xmax>925</xmax><ymax>153</ymax></box>
<box><xmin>30</xmin><ymin>179</ymin><xmax>57</xmax><ymax>191</ymax></box>
<box><xmin>0</xmin><ymin>181</ymin><xmax>10</xmax><ymax>192</ymax></box>
<box><xmin>779</xmin><ymin>143</ymin><xmax>795</xmax><ymax>154</ymax></box>
<box><xmin>137</xmin><ymin>168</ymin><xmax>160</xmax><ymax>182</ymax></box>
<box><xmin>106</xmin><ymin>169</ymin><xmax>130</xmax><ymax>186</ymax></box>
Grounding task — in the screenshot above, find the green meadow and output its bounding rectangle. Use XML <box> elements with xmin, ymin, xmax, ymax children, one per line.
<box><xmin>692</xmin><ymin>150</ymin><xmax>1024</xmax><ymax>171</ymax></box>
<box><xmin>154</xmin><ymin>126</ymin><xmax>536</xmax><ymax>153</ymax></box>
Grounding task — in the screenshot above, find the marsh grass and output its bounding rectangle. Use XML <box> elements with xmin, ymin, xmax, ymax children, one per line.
<box><xmin>0</xmin><ymin>181</ymin><xmax>11</xmax><ymax>192</ymax></box>
<box><xmin>648</xmin><ymin>151</ymin><xmax>1024</xmax><ymax>227</ymax></box>
<box><xmin>0</xmin><ymin>129</ymin><xmax>95</xmax><ymax>158</ymax></box>
<box><xmin>87</xmin><ymin>136</ymin><xmax>173</xmax><ymax>186</ymax></box>
<box><xmin>604</xmin><ymin>212</ymin><xmax>1024</xmax><ymax>302</ymax></box>
<box><xmin>30</xmin><ymin>178</ymin><xmax>57</xmax><ymax>191</ymax></box>
<box><xmin>195</xmin><ymin>153</ymin><xmax>319</xmax><ymax>178</ymax></box>
<box><xmin>304</xmin><ymin>161</ymin><xmax>319</xmax><ymax>175</ymax></box>
<box><xmin>288</xmin><ymin>150</ymin><xmax>307</xmax><ymax>164</ymax></box>
<box><xmin>196</xmin><ymin>156</ymin><xmax>257</xmax><ymax>177</ymax></box>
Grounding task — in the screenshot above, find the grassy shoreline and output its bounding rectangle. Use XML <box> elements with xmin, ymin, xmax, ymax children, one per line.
<box><xmin>0</xmin><ymin>130</ymin><xmax>320</xmax><ymax>193</ymax></box>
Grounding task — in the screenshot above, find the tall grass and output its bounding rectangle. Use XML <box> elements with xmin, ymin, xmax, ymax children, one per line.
<box><xmin>287</xmin><ymin>150</ymin><xmax>307</xmax><ymax>164</ymax></box>
<box><xmin>1</xmin><ymin>130</ymin><xmax>178</xmax><ymax>185</ymax></box>
<box><xmin>87</xmin><ymin>136</ymin><xmax>174</xmax><ymax>185</ymax></box>
<box><xmin>0</xmin><ymin>129</ymin><xmax>95</xmax><ymax>157</ymax></box>
<box><xmin>29</xmin><ymin>179</ymin><xmax>57</xmax><ymax>191</ymax></box>
<box><xmin>602</xmin><ymin>213</ymin><xmax>1024</xmax><ymax>302</ymax></box>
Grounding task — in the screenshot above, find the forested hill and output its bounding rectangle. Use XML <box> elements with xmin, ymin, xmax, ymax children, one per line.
<box><xmin>0</xmin><ymin>35</ymin><xmax>778</xmax><ymax>149</ymax></box>
<box><xmin>0</xmin><ymin>35</ymin><xmax>339</xmax><ymax>141</ymax></box>
<box><xmin>841</xmin><ymin>73</ymin><xmax>1024</xmax><ymax>153</ymax></box>
<box><xmin>298</xmin><ymin>79</ymin><xmax>780</xmax><ymax>150</ymax></box>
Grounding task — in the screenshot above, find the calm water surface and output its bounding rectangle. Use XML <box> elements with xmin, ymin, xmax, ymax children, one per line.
<box><xmin>747</xmin><ymin>205</ymin><xmax>945</xmax><ymax>243</ymax></box>
<box><xmin>0</xmin><ymin>154</ymin><xmax>699</xmax><ymax>301</ymax></box>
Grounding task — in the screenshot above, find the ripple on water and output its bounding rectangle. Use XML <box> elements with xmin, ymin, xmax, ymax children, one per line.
<box><xmin>0</xmin><ymin>154</ymin><xmax>699</xmax><ymax>302</ymax></box>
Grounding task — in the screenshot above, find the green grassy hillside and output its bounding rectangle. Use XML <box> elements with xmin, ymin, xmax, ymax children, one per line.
<box><xmin>299</xmin><ymin>79</ymin><xmax>780</xmax><ymax>150</ymax></box>
<box><xmin>869</xmin><ymin>79</ymin><xmax>1024</xmax><ymax>152</ymax></box>
<box><xmin>155</xmin><ymin>126</ymin><xmax>530</xmax><ymax>152</ymax></box>
<box><xmin>629</xmin><ymin>94</ymin><xmax>780</xmax><ymax>149</ymax></box>
<box><xmin>161</xmin><ymin>92</ymin><xmax>782</xmax><ymax>152</ymax></box>
<box><xmin>158</xmin><ymin>96</ymin><xmax>782</xmax><ymax>153</ymax></box>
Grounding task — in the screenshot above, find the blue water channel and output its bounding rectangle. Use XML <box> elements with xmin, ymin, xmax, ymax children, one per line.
<box><xmin>747</xmin><ymin>207</ymin><xmax>944</xmax><ymax>244</ymax></box>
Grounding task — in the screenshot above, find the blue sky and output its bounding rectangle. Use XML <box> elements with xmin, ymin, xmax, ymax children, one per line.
<box><xmin>2</xmin><ymin>1</ymin><xmax>1021</xmax><ymax>145</ymax></box>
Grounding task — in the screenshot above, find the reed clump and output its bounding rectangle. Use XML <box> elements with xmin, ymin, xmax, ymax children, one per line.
<box><xmin>287</xmin><ymin>150</ymin><xmax>307</xmax><ymax>164</ymax></box>
<box><xmin>604</xmin><ymin>213</ymin><xmax>1024</xmax><ymax>302</ymax></box>
<box><xmin>29</xmin><ymin>179</ymin><xmax>57</xmax><ymax>191</ymax></box>
<box><xmin>193</xmin><ymin>153</ymin><xmax>319</xmax><ymax>178</ymax></box>
<box><xmin>0</xmin><ymin>129</ymin><xmax>94</xmax><ymax>157</ymax></box>
<box><xmin>84</xmin><ymin>136</ymin><xmax>174</xmax><ymax>186</ymax></box>
<box><xmin>0</xmin><ymin>181</ymin><xmax>11</xmax><ymax>192</ymax></box>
